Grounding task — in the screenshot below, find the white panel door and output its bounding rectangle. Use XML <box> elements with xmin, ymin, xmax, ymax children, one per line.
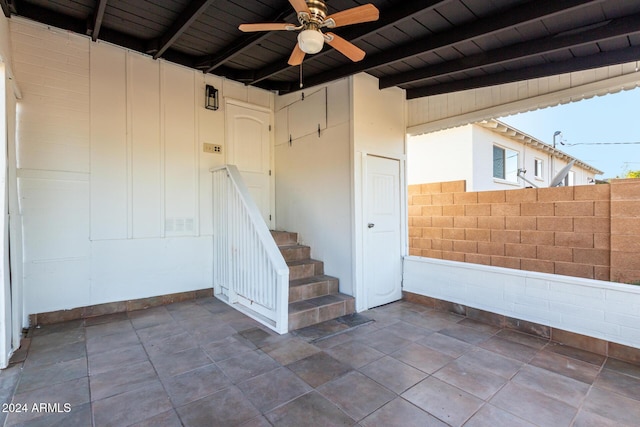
<box><xmin>365</xmin><ymin>155</ymin><xmax>402</xmax><ymax>308</ymax></box>
<box><xmin>226</xmin><ymin>102</ymin><xmax>272</xmax><ymax>227</ymax></box>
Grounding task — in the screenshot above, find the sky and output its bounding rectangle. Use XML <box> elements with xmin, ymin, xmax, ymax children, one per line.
<box><xmin>498</xmin><ymin>87</ymin><xmax>640</xmax><ymax>179</ymax></box>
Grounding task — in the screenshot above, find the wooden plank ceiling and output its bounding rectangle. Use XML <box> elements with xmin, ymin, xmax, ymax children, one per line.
<box><xmin>3</xmin><ymin>0</ymin><xmax>640</xmax><ymax>98</ymax></box>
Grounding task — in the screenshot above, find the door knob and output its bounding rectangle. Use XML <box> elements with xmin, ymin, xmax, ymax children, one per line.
<box><xmin>367</xmin><ymin>223</ymin><xmax>375</xmax><ymax>228</ymax></box>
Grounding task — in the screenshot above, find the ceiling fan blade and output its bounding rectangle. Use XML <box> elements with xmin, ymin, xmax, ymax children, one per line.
<box><xmin>238</xmin><ymin>23</ymin><xmax>295</xmax><ymax>32</ymax></box>
<box><xmin>288</xmin><ymin>43</ymin><xmax>306</xmax><ymax>66</ymax></box>
<box><xmin>289</xmin><ymin>0</ymin><xmax>311</xmax><ymax>15</ymax></box>
<box><xmin>325</xmin><ymin>4</ymin><xmax>379</xmax><ymax>28</ymax></box>
<box><xmin>325</xmin><ymin>33</ymin><xmax>365</xmax><ymax>62</ymax></box>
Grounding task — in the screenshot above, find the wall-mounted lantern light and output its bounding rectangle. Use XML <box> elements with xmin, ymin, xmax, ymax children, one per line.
<box><xmin>205</xmin><ymin>85</ymin><xmax>219</xmax><ymax>110</ymax></box>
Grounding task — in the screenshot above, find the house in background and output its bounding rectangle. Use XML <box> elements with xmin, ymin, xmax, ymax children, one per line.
<box><xmin>408</xmin><ymin>119</ymin><xmax>603</xmax><ymax>191</ymax></box>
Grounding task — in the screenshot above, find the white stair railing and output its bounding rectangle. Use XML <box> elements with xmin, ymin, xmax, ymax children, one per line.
<box><xmin>211</xmin><ymin>165</ymin><xmax>289</xmax><ymax>334</ymax></box>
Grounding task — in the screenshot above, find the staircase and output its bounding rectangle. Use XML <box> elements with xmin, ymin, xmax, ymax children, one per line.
<box><xmin>271</xmin><ymin>231</ymin><xmax>355</xmax><ymax>331</ymax></box>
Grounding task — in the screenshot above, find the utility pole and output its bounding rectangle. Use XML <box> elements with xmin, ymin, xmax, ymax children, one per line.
<box><xmin>552</xmin><ymin>131</ymin><xmax>561</xmax><ymax>183</ymax></box>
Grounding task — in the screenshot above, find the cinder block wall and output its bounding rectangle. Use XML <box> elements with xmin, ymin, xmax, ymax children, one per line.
<box><xmin>408</xmin><ymin>179</ymin><xmax>639</xmax><ymax>283</ymax></box>
<box><xmin>611</xmin><ymin>179</ymin><xmax>640</xmax><ymax>283</ymax></box>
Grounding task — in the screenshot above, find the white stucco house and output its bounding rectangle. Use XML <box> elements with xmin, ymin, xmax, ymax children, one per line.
<box><xmin>408</xmin><ymin>119</ymin><xmax>603</xmax><ymax>191</ymax></box>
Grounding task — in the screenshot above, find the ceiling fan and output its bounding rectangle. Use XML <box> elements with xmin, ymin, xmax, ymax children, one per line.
<box><xmin>238</xmin><ymin>0</ymin><xmax>379</xmax><ymax>66</ymax></box>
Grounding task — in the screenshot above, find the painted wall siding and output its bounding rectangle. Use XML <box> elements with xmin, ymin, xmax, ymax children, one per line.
<box><xmin>130</xmin><ymin>54</ymin><xmax>162</xmax><ymax>239</ymax></box>
<box><xmin>13</xmin><ymin>24</ymin><xmax>90</xmax><ymax>174</ymax></box>
<box><xmin>274</xmin><ymin>79</ymin><xmax>353</xmax><ymax>295</ymax></box>
<box><xmin>404</xmin><ymin>256</ymin><xmax>640</xmax><ymax>350</ymax></box>
<box><xmin>407</xmin><ymin>126</ymin><xmax>473</xmax><ymax>186</ymax></box>
<box><xmin>90</xmin><ymin>43</ymin><xmax>128</xmax><ymax>240</ymax></box>
<box><xmin>352</xmin><ymin>73</ymin><xmax>405</xmax><ymax>156</ymax></box>
<box><xmin>90</xmin><ymin>237</ymin><xmax>212</xmax><ymax>305</ymax></box>
<box><xmin>10</xmin><ymin>18</ymin><xmax>274</xmax><ymax>315</ymax></box>
<box><xmin>11</xmin><ymin>20</ymin><xmax>92</xmax><ymax>316</ymax></box>
<box><xmin>19</xmin><ymin>172</ymin><xmax>91</xmax><ymax>313</ymax></box>
<box><xmin>407</xmin><ymin>64</ymin><xmax>640</xmax><ymax>135</ymax></box>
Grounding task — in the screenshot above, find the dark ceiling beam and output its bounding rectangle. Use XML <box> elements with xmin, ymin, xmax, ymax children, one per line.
<box><xmin>87</xmin><ymin>0</ymin><xmax>108</xmax><ymax>41</ymax></box>
<box><xmin>197</xmin><ymin>3</ymin><xmax>296</xmax><ymax>73</ymax></box>
<box><xmin>380</xmin><ymin>12</ymin><xmax>640</xmax><ymax>89</ymax></box>
<box><xmin>281</xmin><ymin>0</ymin><xmax>600</xmax><ymax>93</ymax></box>
<box><xmin>248</xmin><ymin>0</ymin><xmax>448</xmax><ymax>85</ymax></box>
<box><xmin>406</xmin><ymin>46</ymin><xmax>640</xmax><ymax>99</ymax></box>
<box><xmin>149</xmin><ymin>0</ymin><xmax>217</xmax><ymax>59</ymax></box>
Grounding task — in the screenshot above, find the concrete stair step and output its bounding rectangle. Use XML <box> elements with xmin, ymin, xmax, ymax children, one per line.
<box><xmin>289</xmin><ymin>275</ymin><xmax>339</xmax><ymax>303</ymax></box>
<box><xmin>287</xmin><ymin>259</ymin><xmax>324</xmax><ymax>280</ymax></box>
<box><xmin>288</xmin><ymin>293</ymin><xmax>356</xmax><ymax>331</ymax></box>
<box><xmin>278</xmin><ymin>244</ymin><xmax>311</xmax><ymax>262</ymax></box>
<box><xmin>270</xmin><ymin>230</ymin><xmax>298</xmax><ymax>246</ymax></box>
<box><xmin>273</xmin><ymin>229</ymin><xmax>354</xmax><ymax>332</ymax></box>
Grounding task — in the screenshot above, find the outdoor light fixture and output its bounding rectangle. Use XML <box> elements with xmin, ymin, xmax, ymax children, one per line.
<box><xmin>205</xmin><ymin>85</ymin><xmax>219</xmax><ymax>110</ymax></box>
<box><xmin>298</xmin><ymin>29</ymin><xmax>325</xmax><ymax>54</ymax></box>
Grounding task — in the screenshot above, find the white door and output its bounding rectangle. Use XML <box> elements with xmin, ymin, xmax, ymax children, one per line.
<box><xmin>226</xmin><ymin>102</ymin><xmax>272</xmax><ymax>227</ymax></box>
<box><xmin>365</xmin><ymin>155</ymin><xmax>402</xmax><ymax>308</ymax></box>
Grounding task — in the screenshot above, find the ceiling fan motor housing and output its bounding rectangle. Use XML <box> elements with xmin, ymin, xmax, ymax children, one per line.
<box><xmin>306</xmin><ymin>0</ymin><xmax>328</xmax><ymax>25</ymax></box>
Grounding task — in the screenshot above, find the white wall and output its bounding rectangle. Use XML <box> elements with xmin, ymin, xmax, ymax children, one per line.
<box><xmin>274</xmin><ymin>79</ymin><xmax>353</xmax><ymax>295</ymax></box>
<box><xmin>407</xmin><ymin>125</ymin><xmax>473</xmax><ymax>186</ymax></box>
<box><xmin>352</xmin><ymin>73</ymin><xmax>406</xmax><ymax>156</ymax></box>
<box><xmin>10</xmin><ymin>18</ymin><xmax>274</xmax><ymax>316</ymax></box>
<box><xmin>404</xmin><ymin>256</ymin><xmax>640</xmax><ymax>350</ymax></box>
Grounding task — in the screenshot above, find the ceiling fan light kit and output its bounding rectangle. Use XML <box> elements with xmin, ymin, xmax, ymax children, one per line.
<box><xmin>238</xmin><ymin>0</ymin><xmax>379</xmax><ymax>66</ymax></box>
<box><xmin>298</xmin><ymin>29</ymin><xmax>325</xmax><ymax>54</ymax></box>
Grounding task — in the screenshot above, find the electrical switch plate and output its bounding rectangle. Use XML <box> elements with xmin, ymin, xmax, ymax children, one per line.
<box><xmin>204</xmin><ymin>143</ymin><xmax>222</xmax><ymax>154</ymax></box>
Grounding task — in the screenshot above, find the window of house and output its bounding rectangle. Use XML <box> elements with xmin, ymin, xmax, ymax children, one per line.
<box><xmin>493</xmin><ymin>145</ymin><xmax>518</xmax><ymax>182</ymax></box>
<box><xmin>534</xmin><ymin>158</ymin><xmax>543</xmax><ymax>179</ymax></box>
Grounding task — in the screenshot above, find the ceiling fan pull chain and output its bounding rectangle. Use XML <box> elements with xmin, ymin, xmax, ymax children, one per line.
<box><xmin>299</xmin><ymin>62</ymin><xmax>304</xmax><ymax>88</ymax></box>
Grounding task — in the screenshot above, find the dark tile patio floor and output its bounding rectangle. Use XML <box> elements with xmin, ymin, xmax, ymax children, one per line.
<box><xmin>1</xmin><ymin>297</ymin><xmax>639</xmax><ymax>426</ymax></box>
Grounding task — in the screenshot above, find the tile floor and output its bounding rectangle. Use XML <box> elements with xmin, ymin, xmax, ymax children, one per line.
<box><xmin>1</xmin><ymin>298</ymin><xmax>639</xmax><ymax>426</ymax></box>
